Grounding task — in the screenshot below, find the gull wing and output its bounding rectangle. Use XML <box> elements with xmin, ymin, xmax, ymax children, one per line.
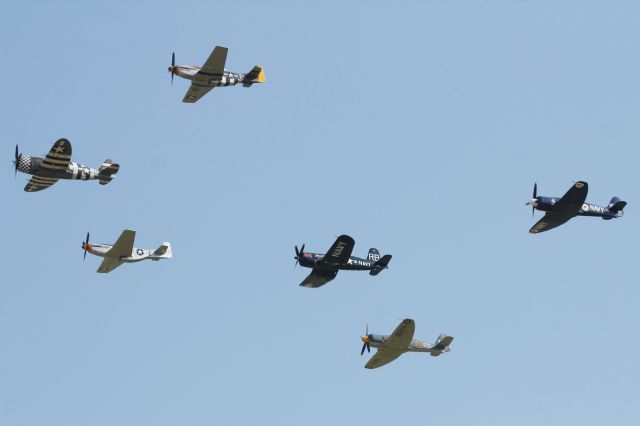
<box><xmin>105</xmin><ymin>229</ymin><xmax>136</xmax><ymax>258</ymax></box>
<box><xmin>365</xmin><ymin>319</ymin><xmax>415</xmax><ymax>369</ymax></box>
<box><xmin>299</xmin><ymin>269</ymin><xmax>338</xmax><ymax>288</ymax></box>
<box><xmin>24</xmin><ymin>176</ymin><xmax>59</xmax><ymax>192</ymax></box>
<box><xmin>97</xmin><ymin>257</ymin><xmax>124</xmax><ymax>273</ymax></box>
<box><xmin>315</xmin><ymin>235</ymin><xmax>355</xmax><ymax>269</ymax></box>
<box><xmin>530</xmin><ymin>182</ymin><xmax>588</xmax><ymax>234</ymax></box>
<box><xmin>40</xmin><ymin>138</ymin><xmax>72</xmax><ymax>172</ymax></box>
<box><xmin>530</xmin><ymin>212</ymin><xmax>574</xmax><ymax>234</ymax></box>
<box><xmin>554</xmin><ymin>181</ymin><xmax>588</xmax><ymax>212</ymax></box>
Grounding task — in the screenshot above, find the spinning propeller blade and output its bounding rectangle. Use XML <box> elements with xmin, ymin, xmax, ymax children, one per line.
<box><xmin>13</xmin><ymin>144</ymin><xmax>21</xmax><ymax>178</ymax></box>
<box><xmin>82</xmin><ymin>232</ymin><xmax>90</xmax><ymax>261</ymax></box>
<box><xmin>360</xmin><ymin>324</ymin><xmax>371</xmax><ymax>356</ymax></box>
<box><xmin>169</xmin><ymin>52</ymin><xmax>176</xmax><ymax>85</ymax></box>
<box><xmin>525</xmin><ymin>182</ymin><xmax>538</xmax><ymax>218</ymax></box>
<box><xmin>294</xmin><ymin>244</ymin><xmax>305</xmax><ymax>268</ymax></box>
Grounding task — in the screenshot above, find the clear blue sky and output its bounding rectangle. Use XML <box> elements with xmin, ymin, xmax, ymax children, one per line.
<box><xmin>1</xmin><ymin>1</ymin><xmax>639</xmax><ymax>425</ymax></box>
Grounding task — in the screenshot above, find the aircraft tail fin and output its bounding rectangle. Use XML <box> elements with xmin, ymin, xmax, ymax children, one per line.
<box><xmin>367</xmin><ymin>248</ymin><xmax>380</xmax><ymax>262</ymax></box>
<box><xmin>369</xmin><ymin>254</ymin><xmax>392</xmax><ymax>276</ymax></box>
<box><xmin>152</xmin><ymin>242</ymin><xmax>172</xmax><ymax>260</ymax></box>
<box><xmin>242</xmin><ymin>65</ymin><xmax>265</xmax><ymax>87</ymax></box>
<box><xmin>98</xmin><ymin>159</ymin><xmax>120</xmax><ymax>185</ymax></box>
<box><xmin>604</xmin><ymin>196</ymin><xmax>626</xmax><ymax>219</ymax></box>
<box><xmin>430</xmin><ymin>334</ymin><xmax>454</xmax><ymax>356</ymax></box>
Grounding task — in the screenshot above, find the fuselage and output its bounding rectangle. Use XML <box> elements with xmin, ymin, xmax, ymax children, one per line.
<box><xmin>83</xmin><ymin>243</ymin><xmax>160</xmax><ymax>263</ymax></box>
<box><xmin>171</xmin><ymin>66</ymin><xmax>244</xmax><ymax>87</ymax></box>
<box><xmin>530</xmin><ymin>196</ymin><xmax>620</xmax><ymax>218</ymax></box>
<box><xmin>298</xmin><ymin>252</ymin><xmax>378</xmax><ymax>271</ymax></box>
<box><xmin>16</xmin><ymin>155</ymin><xmax>100</xmax><ymax>181</ymax></box>
<box><xmin>367</xmin><ymin>334</ymin><xmax>448</xmax><ymax>354</ymax></box>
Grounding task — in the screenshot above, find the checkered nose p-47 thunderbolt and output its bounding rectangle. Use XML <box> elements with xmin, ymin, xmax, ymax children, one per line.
<box><xmin>82</xmin><ymin>230</ymin><xmax>172</xmax><ymax>273</ymax></box>
<box><xmin>168</xmin><ymin>45</ymin><xmax>265</xmax><ymax>103</ymax></box>
<box><xmin>13</xmin><ymin>139</ymin><xmax>119</xmax><ymax>192</ymax></box>
<box><xmin>526</xmin><ymin>181</ymin><xmax>626</xmax><ymax>234</ymax></box>
<box><xmin>294</xmin><ymin>235</ymin><xmax>392</xmax><ymax>288</ymax></box>
<box><xmin>360</xmin><ymin>319</ymin><xmax>454</xmax><ymax>369</ymax></box>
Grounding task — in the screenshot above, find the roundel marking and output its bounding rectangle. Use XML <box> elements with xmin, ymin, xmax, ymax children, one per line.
<box><xmin>403</xmin><ymin>319</ymin><xmax>412</xmax><ymax>325</ymax></box>
<box><xmin>582</xmin><ymin>204</ymin><xmax>589</xmax><ymax>212</ymax></box>
<box><xmin>136</xmin><ymin>248</ymin><xmax>144</xmax><ymax>255</ymax></box>
<box><xmin>575</xmin><ymin>182</ymin><xmax>584</xmax><ymax>188</ymax></box>
<box><xmin>416</xmin><ymin>340</ymin><xmax>424</xmax><ymax>348</ymax></box>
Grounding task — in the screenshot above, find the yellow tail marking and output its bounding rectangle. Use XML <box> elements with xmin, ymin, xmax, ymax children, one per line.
<box><xmin>257</xmin><ymin>66</ymin><xmax>265</xmax><ymax>83</ymax></box>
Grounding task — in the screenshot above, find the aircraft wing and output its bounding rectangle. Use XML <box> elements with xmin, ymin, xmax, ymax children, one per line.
<box><xmin>198</xmin><ymin>46</ymin><xmax>228</xmax><ymax>77</ymax></box>
<box><xmin>24</xmin><ymin>176</ymin><xmax>59</xmax><ymax>192</ymax></box>
<box><xmin>315</xmin><ymin>235</ymin><xmax>355</xmax><ymax>269</ymax></box>
<box><xmin>182</xmin><ymin>84</ymin><xmax>214</xmax><ymax>103</ymax></box>
<box><xmin>530</xmin><ymin>212</ymin><xmax>574</xmax><ymax>234</ymax></box>
<box><xmin>555</xmin><ymin>181</ymin><xmax>588</xmax><ymax>212</ymax></box>
<box><xmin>97</xmin><ymin>257</ymin><xmax>124</xmax><ymax>273</ymax></box>
<box><xmin>365</xmin><ymin>319</ymin><xmax>415</xmax><ymax>369</ymax></box>
<box><xmin>299</xmin><ymin>269</ymin><xmax>338</xmax><ymax>288</ymax></box>
<box><xmin>105</xmin><ymin>229</ymin><xmax>136</xmax><ymax>258</ymax></box>
<box><xmin>40</xmin><ymin>138</ymin><xmax>72</xmax><ymax>172</ymax></box>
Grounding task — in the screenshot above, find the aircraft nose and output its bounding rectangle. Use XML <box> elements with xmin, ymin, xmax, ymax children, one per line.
<box><xmin>526</xmin><ymin>198</ymin><xmax>538</xmax><ymax>207</ymax></box>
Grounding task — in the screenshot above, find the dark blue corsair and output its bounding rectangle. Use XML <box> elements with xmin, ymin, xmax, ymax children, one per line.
<box><xmin>295</xmin><ymin>235</ymin><xmax>392</xmax><ymax>288</ymax></box>
<box><xmin>526</xmin><ymin>181</ymin><xmax>626</xmax><ymax>234</ymax></box>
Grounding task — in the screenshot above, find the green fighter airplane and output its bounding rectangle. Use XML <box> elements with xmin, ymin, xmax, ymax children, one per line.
<box><xmin>360</xmin><ymin>319</ymin><xmax>454</xmax><ymax>369</ymax></box>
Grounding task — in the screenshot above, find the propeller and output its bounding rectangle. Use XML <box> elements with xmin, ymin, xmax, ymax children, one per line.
<box><xmin>360</xmin><ymin>324</ymin><xmax>371</xmax><ymax>356</ymax></box>
<box><xmin>82</xmin><ymin>232</ymin><xmax>92</xmax><ymax>260</ymax></box>
<box><xmin>525</xmin><ymin>182</ymin><xmax>538</xmax><ymax>218</ymax></box>
<box><xmin>168</xmin><ymin>52</ymin><xmax>176</xmax><ymax>85</ymax></box>
<box><xmin>294</xmin><ymin>244</ymin><xmax>305</xmax><ymax>268</ymax></box>
<box><xmin>13</xmin><ymin>144</ymin><xmax>22</xmax><ymax>178</ymax></box>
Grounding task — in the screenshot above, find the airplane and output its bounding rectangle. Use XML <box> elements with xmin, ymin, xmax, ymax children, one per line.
<box><xmin>168</xmin><ymin>45</ymin><xmax>265</xmax><ymax>103</ymax></box>
<box><xmin>360</xmin><ymin>319</ymin><xmax>454</xmax><ymax>369</ymax></box>
<box><xmin>526</xmin><ymin>181</ymin><xmax>627</xmax><ymax>234</ymax></box>
<box><xmin>13</xmin><ymin>139</ymin><xmax>119</xmax><ymax>192</ymax></box>
<box><xmin>82</xmin><ymin>230</ymin><xmax>172</xmax><ymax>273</ymax></box>
<box><xmin>294</xmin><ymin>234</ymin><xmax>391</xmax><ymax>288</ymax></box>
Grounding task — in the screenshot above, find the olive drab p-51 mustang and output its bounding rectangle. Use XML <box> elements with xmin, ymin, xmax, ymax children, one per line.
<box><xmin>526</xmin><ymin>181</ymin><xmax>627</xmax><ymax>234</ymax></box>
<box><xmin>168</xmin><ymin>45</ymin><xmax>265</xmax><ymax>103</ymax></box>
<box><xmin>82</xmin><ymin>230</ymin><xmax>172</xmax><ymax>273</ymax></box>
<box><xmin>13</xmin><ymin>139</ymin><xmax>119</xmax><ymax>192</ymax></box>
<box><xmin>294</xmin><ymin>234</ymin><xmax>392</xmax><ymax>288</ymax></box>
<box><xmin>360</xmin><ymin>319</ymin><xmax>454</xmax><ymax>369</ymax></box>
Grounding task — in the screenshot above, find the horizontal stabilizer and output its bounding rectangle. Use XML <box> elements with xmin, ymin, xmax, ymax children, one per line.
<box><xmin>152</xmin><ymin>242</ymin><xmax>172</xmax><ymax>258</ymax></box>
<box><xmin>243</xmin><ymin>65</ymin><xmax>265</xmax><ymax>87</ymax></box>
<box><xmin>608</xmin><ymin>197</ymin><xmax>627</xmax><ymax>214</ymax></box>
<box><xmin>369</xmin><ymin>254</ymin><xmax>392</xmax><ymax>276</ymax></box>
<box><xmin>98</xmin><ymin>161</ymin><xmax>120</xmax><ymax>185</ymax></box>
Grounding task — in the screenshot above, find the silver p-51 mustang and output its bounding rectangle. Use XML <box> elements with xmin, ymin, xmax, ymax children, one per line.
<box><xmin>82</xmin><ymin>230</ymin><xmax>172</xmax><ymax>273</ymax></box>
<box><xmin>168</xmin><ymin>45</ymin><xmax>265</xmax><ymax>103</ymax></box>
<box><xmin>360</xmin><ymin>319</ymin><xmax>454</xmax><ymax>369</ymax></box>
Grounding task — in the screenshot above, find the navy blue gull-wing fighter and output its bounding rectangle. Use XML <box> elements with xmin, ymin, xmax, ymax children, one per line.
<box><xmin>526</xmin><ymin>181</ymin><xmax>626</xmax><ymax>234</ymax></box>
<box><xmin>13</xmin><ymin>139</ymin><xmax>119</xmax><ymax>192</ymax></box>
<box><xmin>294</xmin><ymin>235</ymin><xmax>391</xmax><ymax>288</ymax></box>
<box><xmin>360</xmin><ymin>319</ymin><xmax>454</xmax><ymax>369</ymax></box>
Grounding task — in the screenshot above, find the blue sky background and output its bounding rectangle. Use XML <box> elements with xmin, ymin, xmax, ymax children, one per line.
<box><xmin>1</xmin><ymin>1</ymin><xmax>639</xmax><ymax>425</ymax></box>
